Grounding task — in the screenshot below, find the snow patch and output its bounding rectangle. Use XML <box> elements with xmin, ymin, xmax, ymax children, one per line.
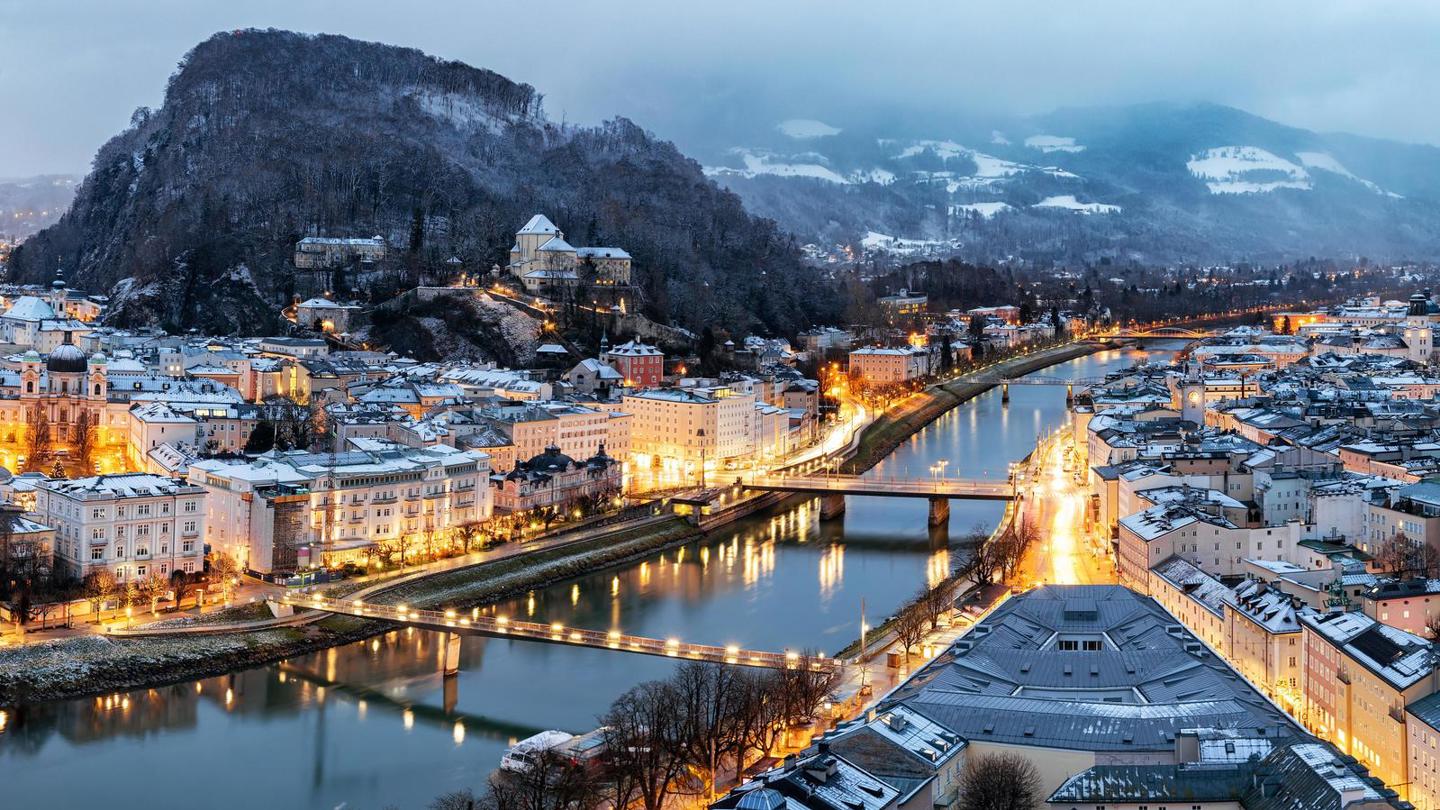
<box><xmin>990</xmin><ymin>130</ymin><xmax>1011</xmax><ymax>145</ymax></box>
<box><xmin>851</xmin><ymin>168</ymin><xmax>896</xmax><ymax>185</ymax></box>
<box><xmin>1032</xmin><ymin>195</ymin><xmax>1120</xmax><ymax>214</ymax></box>
<box><xmin>777</xmin><ymin>119</ymin><xmax>842</xmax><ymax>139</ymax></box>
<box><xmin>1025</xmin><ymin>135</ymin><xmax>1085</xmax><ymax>154</ymax></box>
<box><xmin>412</xmin><ymin>90</ymin><xmax>507</xmax><ymax>133</ymax></box>
<box><xmin>860</xmin><ymin>231</ymin><xmax>960</xmax><ymax>256</ymax></box>
<box><xmin>1186</xmin><ymin>146</ymin><xmax>1311</xmax><ymax>194</ymax></box>
<box><xmin>1296</xmin><ymin>151</ymin><xmax>1399</xmax><ymax>197</ymax></box>
<box><xmin>896</xmin><ymin>140</ymin><xmax>1081</xmax><ymax>192</ymax></box>
<box><xmin>950</xmin><ymin>202</ymin><xmax>1012</xmax><ymax>219</ymax></box>
<box><xmin>704</xmin><ymin>150</ymin><xmax>850</xmax><ymax>184</ymax></box>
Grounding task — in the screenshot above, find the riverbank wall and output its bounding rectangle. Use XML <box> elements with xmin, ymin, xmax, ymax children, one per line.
<box><xmin>842</xmin><ymin>341</ymin><xmax>1102</xmax><ymax>475</ymax></box>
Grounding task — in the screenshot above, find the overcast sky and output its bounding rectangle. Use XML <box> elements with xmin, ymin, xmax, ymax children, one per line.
<box><xmin>4</xmin><ymin>0</ymin><xmax>1439</xmax><ymax>176</ymax></box>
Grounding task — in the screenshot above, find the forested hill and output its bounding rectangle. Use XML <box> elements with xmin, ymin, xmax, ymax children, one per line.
<box><xmin>11</xmin><ymin>29</ymin><xmax>838</xmax><ymax>336</ymax></box>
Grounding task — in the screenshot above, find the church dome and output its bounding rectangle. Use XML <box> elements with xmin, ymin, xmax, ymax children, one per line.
<box><xmin>46</xmin><ymin>342</ymin><xmax>88</xmax><ymax>373</ymax></box>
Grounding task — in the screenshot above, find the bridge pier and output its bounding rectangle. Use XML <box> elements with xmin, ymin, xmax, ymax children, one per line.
<box><xmin>1001</xmin><ymin>383</ymin><xmax>1010</xmax><ymax>404</ymax></box>
<box><xmin>442</xmin><ymin>632</ymin><xmax>461</xmax><ymax>676</ymax></box>
<box><xmin>928</xmin><ymin>497</ymin><xmax>950</xmax><ymax>528</ymax></box>
<box><xmin>819</xmin><ymin>493</ymin><xmax>846</xmax><ymax>520</ymax></box>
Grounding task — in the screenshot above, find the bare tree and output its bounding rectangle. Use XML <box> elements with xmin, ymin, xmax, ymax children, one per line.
<box><xmin>208</xmin><ymin>551</ymin><xmax>241</xmax><ymax>599</ymax></box>
<box><xmin>428</xmin><ymin>790</ymin><xmax>479</xmax><ymax>810</ymax></box>
<box><xmin>601</xmin><ymin>679</ymin><xmax>697</xmax><ymax>810</ymax></box>
<box><xmin>673</xmin><ymin>661</ymin><xmax>748</xmax><ymax>799</ymax></box>
<box><xmin>266</xmin><ymin>395</ymin><xmax>318</xmax><ymax>451</ymax></box>
<box><xmin>454</xmin><ymin>520</ymin><xmax>486</xmax><ymax>554</ymax></box>
<box><xmin>83</xmin><ymin>570</ymin><xmax>118</xmax><ymax>623</ymax></box>
<box><xmin>139</xmin><ymin>571</ymin><xmax>168</xmax><ymax>615</ymax></box>
<box><xmin>891</xmin><ymin>602</ymin><xmax>929</xmax><ymax>667</ymax></box>
<box><xmin>26</xmin><ymin>401</ymin><xmax>49</xmax><ymax>472</ymax></box>
<box><xmin>73</xmin><ymin>409</ymin><xmax>94</xmax><ymax>472</ymax></box>
<box><xmin>958</xmin><ymin>752</ymin><xmax>1044</xmax><ymax>810</ymax></box>
<box><xmin>484</xmin><ymin>748</ymin><xmax>605</xmax><ymax>810</ymax></box>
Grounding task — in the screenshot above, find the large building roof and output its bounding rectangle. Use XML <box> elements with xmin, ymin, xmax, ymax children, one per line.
<box><xmin>883</xmin><ymin>586</ymin><xmax>1295</xmax><ymax>753</ymax></box>
<box><xmin>3</xmin><ymin>295</ymin><xmax>58</xmax><ymax>322</ymax></box>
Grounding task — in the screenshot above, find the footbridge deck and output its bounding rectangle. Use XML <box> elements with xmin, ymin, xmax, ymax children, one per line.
<box><xmin>280</xmin><ymin>594</ymin><xmax>839</xmax><ymax>673</ymax></box>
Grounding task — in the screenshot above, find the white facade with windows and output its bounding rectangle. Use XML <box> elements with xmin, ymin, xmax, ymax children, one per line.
<box><xmin>188</xmin><ymin>440</ymin><xmax>491</xmax><ymax>574</ymax></box>
<box><xmin>37</xmin><ymin>473</ymin><xmax>206</xmax><ymax>582</ymax></box>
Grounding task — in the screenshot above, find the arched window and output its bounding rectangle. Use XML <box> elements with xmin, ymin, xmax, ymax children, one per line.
<box><xmin>24</xmin><ymin>381</ymin><xmax>33</xmax><ymax>393</ymax></box>
<box><xmin>60</xmin><ymin>381</ymin><xmax>68</xmax><ymax>394</ymax></box>
<box><xmin>94</xmin><ymin>383</ymin><xmax>101</xmax><ymax>396</ymax></box>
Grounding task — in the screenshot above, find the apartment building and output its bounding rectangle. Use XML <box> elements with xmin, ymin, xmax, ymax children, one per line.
<box><xmin>848</xmin><ymin>347</ymin><xmax>929</xmax><ymax>385</ymax></box>
<box><xmin>189</xmin><ymin>441</ymin><xmax>491</xmax><ymax>574</ymax></box>
<box><xmin>37</xmin><ymin>473</ymin><xmax>206</xmax><ymax>582</ymax></box>
<box><xmin>1300</xmin><ymin>610</ymin><xmax>1436</xmax><ymax>799</ymax></box>
<box><xmin>605</xmin><ymin>340</ymin><xmax>664</xmax><ymax>388</ymax></box>
<box><xmin>620</xmin><ymin>386</ymin><xmax>756</xmax><ymax>468</ymax></box>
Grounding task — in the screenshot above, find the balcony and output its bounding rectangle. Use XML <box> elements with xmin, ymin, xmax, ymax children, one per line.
<box><xmin>1336</xmin><ymin>669</ymin><xmax>1351</xmax><ymax>685</ymax></box>
<box><xmin>1390</xmin><ymin>706</ymin><xmax>1406</xmax><ymax>724</ymax></box>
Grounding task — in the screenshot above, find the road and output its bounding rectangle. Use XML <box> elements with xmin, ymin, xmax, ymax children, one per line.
<box><xmin>1018</xmin><ymin>437</ymin><xmax>1116</xmax><ymax>587</ymax></box>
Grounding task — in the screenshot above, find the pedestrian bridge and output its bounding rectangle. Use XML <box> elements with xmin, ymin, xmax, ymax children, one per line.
<box><xmin>1108</xmin><ymin>326</ymin><xmax>1213</xmax><ymax>339</ymax></box>
<box><xmin>278</xmin><ymin>594</ymin><xmax>840</xmax><ymax>673</ymax></box>
<box><xmin>740</xmin><ymin>473</ymin><xmax>1013</xmax><ymax>526</ymax></box>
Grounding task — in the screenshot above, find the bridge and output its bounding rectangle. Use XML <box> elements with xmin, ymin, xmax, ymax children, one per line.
<box><xmin>1107</xmin><ymin>326</ymin><xmax>1214</xmax><ymax>339</ymax></box>
<box><xmin>740</xmin><ymin>473</ymin><xmax>1014</xmax><ymax>526</ymax></box>
<box><xmin>962</xmin><ymin>373</ymin><xmax>1107</xmax><ymax>403</ymax></box>
<box><xmin>279</xmin><ymin>593</ymin><xmax>840</xmax><ymax>674</ymax></box>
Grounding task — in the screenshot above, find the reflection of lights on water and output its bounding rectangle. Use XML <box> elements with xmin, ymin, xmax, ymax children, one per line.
<box><xmin>224</xmin><ymin>688</ymin><xmax>233</xmax><ymax>708</ymax></box>
<box><xmin>818</xmin><ymin>544</ymin><xmax>845</xmax><ymax>601</ymax></box>
<box><xmin>195</xmin><ymin>682</ymin><xmax>203</xmax><ymax>694</ymax></box>
<box><xmin>357</xmin><ymin>700</ymin><xmax>367</xmax><ymax>720</ymax></box>
<box><xmin>700</xmin><ymin>546</ymin><xmax>709</xmax><ymax>568</ymax></box>
<box><xmin>611</xmin><ymin>576</ymin><xmax>620</xmax><ymax>597</ymax></box>
<box><xmin>453</xmin><ymin>721</ymin><xmax>466</xmax><ymax>746</ymax></box>
<box><xmin>639</xmin><ymin>561</ymin><xmax>651</xmax><ymax>588</ymax></box>
<box><xmin>278</xmin><ymin>671</ymin><xmax>287</xmax><ymax>684</ymax></box>
<box><xmin>571</xmin><ymin>583</ymin><xmax>580</xmax><ymax>606</ymax></box>
<box><xmin>371</xmin><ymin>639</ymin><xmax>380</xmax><ymax>653</ymax></box>
<box><xmin>403</xmin><ymin>709</ymin><xmax>415</xmax><ymax>731</ymax></box>
<box><xmin>0</xmin><ymin>710</ymin><xmax>7</xmax><ymax>732</ymax></box>
<box><xmin>927</xmin><ymin>549</ymin><xmax>950</xmax><ymax>589</ymax></box>
<box><xmin>527</xmin><ymin>593</ymin><xmax>536</xmax><ymax>616</ymax></box>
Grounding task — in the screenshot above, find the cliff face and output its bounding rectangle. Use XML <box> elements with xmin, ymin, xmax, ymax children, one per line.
<box><xmin>13</xmin><ymin>29</ymin><xmax>837</xmax><ymax>336</ymax></box>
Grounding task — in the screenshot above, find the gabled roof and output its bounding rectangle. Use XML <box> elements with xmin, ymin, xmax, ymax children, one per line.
<box><xmin>537</xmin><ymin>236</ymin><xmax>576</xmax><ymax>253</ymax></box>
<box><xmin>517</xmin><ymin>214</ymin><xmax>560</xmax><ymax>236</ymax></box>
<box><xmin>4</xmin><ymin>296</ymin><xmax>58</xmax><ymax>322</ymax></box>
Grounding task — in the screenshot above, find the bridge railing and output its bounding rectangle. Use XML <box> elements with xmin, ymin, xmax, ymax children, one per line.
<box><xmin>283</xmin><ymin>594</ymin><xmax>838</xmax><ymax>672</ymax></box>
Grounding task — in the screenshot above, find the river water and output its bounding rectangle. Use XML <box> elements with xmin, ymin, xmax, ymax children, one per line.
<box><xmin>0</xmin><ymin>343</ymin><xmax>1180</xmax><ymax>810</ymax></box>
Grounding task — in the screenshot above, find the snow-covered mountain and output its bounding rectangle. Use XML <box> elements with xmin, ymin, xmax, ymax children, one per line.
<box><xmin>694</xmin><ymin>103</ymin><xmax>1440</xmax><ymax>264</ymax></box>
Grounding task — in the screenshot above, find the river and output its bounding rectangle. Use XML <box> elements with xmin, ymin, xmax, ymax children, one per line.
<box><xmin>0</xmin><ymin>342</ymin><xmax>1182</xmax><ymax>810</ymax></box>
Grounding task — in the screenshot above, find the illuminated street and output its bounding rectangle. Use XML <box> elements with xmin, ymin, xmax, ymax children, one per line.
<box><xmin>1020</xmin><ymin>437</ymin><xmax>1115</xmax><ymax>587</ymax></box>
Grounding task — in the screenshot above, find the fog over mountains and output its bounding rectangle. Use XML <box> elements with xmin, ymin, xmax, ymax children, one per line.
<box><xmin>691</xmin><ymin>102</ymin><xmax>1440</xmax><ymax>265</ymax></box>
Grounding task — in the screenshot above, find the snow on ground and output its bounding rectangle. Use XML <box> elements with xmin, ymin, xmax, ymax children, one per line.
<box><xmin>1296</xmin><ymin>151</ymin><xmax>1399</xmax><ymax>197</ymax></box>
<box><xmin>950</xmin><ymin>202</ymin><xmax>1012</xmax><ymax>219</ymax></box>
<box><xmin>704</xmin><ymin>149</ymin><xmax>850</xmax><ymax>184</ymax></box>
<box><xmin>1032</xmin><ymin>195</ymin><xmax>1121</xmax><ymax>214</ymax></box>
<box><xmin>777</xmin><ymin>119</ymin><xmax>842</xmax><ymax>139</ymax></box>
<box><xmin>893</xmin><ymin>140</ymin><xmax>1026</xmax><ymax>178</ymax></box>
<box><xmin>990</xmin><ymin>130</ymin><xmax>1011</xmax><ymax>145</ymax></box>
<box><xmin>850</xmin><ymin>168</ymin><xmax>896</xmax><ymax>185</ymax></box>
<box><xmin>860</xmin><ymin>231</ymin><xmax>961</xmax><ymax>255</ymax></box>
<box><xmin>1186</xmin><ymin>146</ymin><xmax>1311</xmax><ymax>194</ymax></box>
<box><xmin>1025</xmin><ymin>135</ymin><xmax>1085</xmax><ymax>153</ymax></box>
